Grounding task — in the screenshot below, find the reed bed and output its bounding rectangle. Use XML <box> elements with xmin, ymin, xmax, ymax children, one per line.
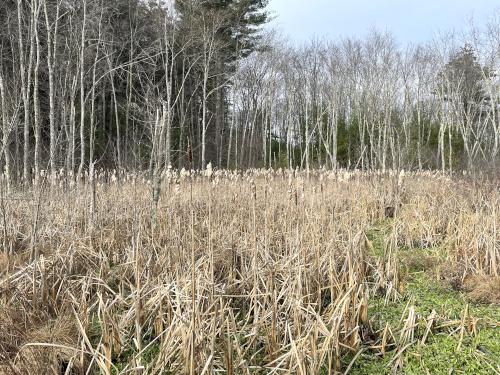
<box><xmin>0</xmin><ymin>169</ymin><xmax>498</xmax><ymax>374</ymax></box>
<box><xmin>396</xmin><ymin>174</ymin><xmax>500</xmax><ymax>287</ymax></box>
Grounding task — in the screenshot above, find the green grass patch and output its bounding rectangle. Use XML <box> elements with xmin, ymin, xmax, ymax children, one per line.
<box><xmin>358</xmin><ymin>221</ymin><xmax>500</xmax><ymax>374</ymax></box>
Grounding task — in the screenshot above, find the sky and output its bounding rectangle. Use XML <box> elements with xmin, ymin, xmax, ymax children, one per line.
<box><xmin>266</xmin><ymin>0</ymin><xmax>500</xmax><ymax>45</ymax></box>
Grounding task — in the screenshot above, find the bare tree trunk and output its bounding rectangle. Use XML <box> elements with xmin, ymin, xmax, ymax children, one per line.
<box><xmin>77</xmin><ymin>0</ymin><xmax>87</xmax><ymax>184</ymax></box>
<box><xmin>89</xmin><ymin>26</ymin><xmax>100</xmax><ymax>229</ymax></box>
<box><xmin>33</xmin><ymin>0</ymin><xmax>41</xmax><ymax>185</ymax></box>
<box><xmin>44</xmin><ymin>0</ymin><xmax>60</xmax><ymax>180</ymax></box>
<box><xmin>416</xmin><ymin>94</ymin><xmax>423</xmax><ymax>170</ymax></box>
<box><xmin>438</xmin><ymin>121</ymin><xmax>446</xmax><ymax>172</ymax></box>
<box><xmin>0</xmin><ymin>71</ymin><xmax>11</xmax><ymax>191</ymax></box>
<box><xmin>78</xmin><ymin>0</ymin><xmax>87</xmax><ymax>183</ymax></box>
<box><xmin>162</xmin><ymin>12</ymin><xmax>174</xmax><ymax>171</ymax></box>
<box><xmin>226</xmin><ymin>102</ymin><xmax>235</xmax><ymax>169</ymax></box>
<box><xmin>331</xmin><ymin>106</ymin><xmax>338</xmax><ymax>170</ymax></box>
<box><xmin>286</xmin><ymin>108</ymin><xmax>292</xmax><ymax>168</ymax></box>
<box><xmin>201</xmin><ymin>68</ymin><xmax>208</xmax><ymax>169</ymax></box>
<box><xmin>304</xmin><ymin>100</ymin><xmax>310</xmax><ymax>172</ymax></box>
<box><xmin>105</xmin><ymin>48</ymin><xmax>122</xmax><ymax>170</ymax></box>
<box><xmin>69</xmin><ymin>76</ymin><xmax>77</xmax><ymax>177</ymax></box>
<box><xmin>164</xmin><ymin>101</ymin><xmax>171</xmax><ymax>168</ymax></box>
<box><xmin>125</xmin><ymin>42</ymin><xmax>134</xmax><ymax>168</ymax></box>
<box><xmin>18</xmin><ymin>0</ymin><xmax>35</xmax><ymax>184</ymax></box>
<box><xmin>234</xmin><ymin>117</ymin><xmax>239</xmax><ymax>170</ymax></box>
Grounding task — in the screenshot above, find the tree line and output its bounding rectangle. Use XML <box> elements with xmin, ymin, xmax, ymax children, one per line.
<box><xmin>0</xmin><ymin>1</ymin><xmax>499</xmax><ymax>189</ymax></box>
<box><xmin>0</xmin><ymin>0</ymin><xmax>268</xmax><ymax>187</ymax></box>
<box><xmin>231</xmin><ymin>28</ymin><xmax>500</xmax><ymax>172</ymax></box>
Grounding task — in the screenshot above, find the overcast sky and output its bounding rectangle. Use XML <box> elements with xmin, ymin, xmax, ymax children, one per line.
<box><xmin>266</xmin><ymin>0</ymin><xmax>500</xmax><ymax>45</ymax></box>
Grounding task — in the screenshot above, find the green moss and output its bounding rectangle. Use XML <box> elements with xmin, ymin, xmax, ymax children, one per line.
<box><xmin>365</xmin><ymin>277</ymin><xmax>499</xmax><ymax>374</ymax></box>
<box><xmin>366</xmin><ymin>223</ymin><xmax>389</xmax><ymax>252</ymax></box>
<box><xmin>341</xmin><ymin>352</ymin><xmax>392</xmax><ymax>374</ymax></box>
<box><xmin>403</xmin><ymin>332</ymin><xmax>500</xmax><ymax>374</ymax></box>
<box><xmin>362</xmin><ymin>221</ymin><xmax>500</xmax><ymax>374</ymax></box>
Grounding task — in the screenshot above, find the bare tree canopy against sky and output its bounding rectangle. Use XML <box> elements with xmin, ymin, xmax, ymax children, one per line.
<box><xmin>267</xmin><ymin>0</ymin><xmax>500</xmax><ymax>43</ymax></box>
<box><xmin>1</xmin><ymin>0</ymin><xmax>500</xmax><ymax>185</ymax></box>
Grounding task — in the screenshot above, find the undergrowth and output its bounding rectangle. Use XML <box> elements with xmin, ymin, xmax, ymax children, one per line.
<box><xmin>351</xmin><ymin>223</ymin><xmax>500</xmax><ymax>374</ymax></box>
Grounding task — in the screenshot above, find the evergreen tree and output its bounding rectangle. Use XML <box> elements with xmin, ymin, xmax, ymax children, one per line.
<box><xmin>439</xmin><ymin>43</ymin><xmax>486</xmax><ymax>111</ymax></box>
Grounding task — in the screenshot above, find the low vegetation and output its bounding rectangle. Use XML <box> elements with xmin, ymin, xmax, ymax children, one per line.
<box><xmin>0</xmin><ymin>169</ymin><xmax>498</xmax><ymax>374</ymax></box>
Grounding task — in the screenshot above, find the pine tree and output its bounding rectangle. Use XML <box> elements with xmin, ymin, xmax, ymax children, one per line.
<box><xmin>440</xmin><ymin>43</ymin><xmax>486</xmax><ymax>110</ymax></box>
<box><xmin>174</xmin><ymin>0</ymin><xmax>269</xmax><ymax>167</ymax></box>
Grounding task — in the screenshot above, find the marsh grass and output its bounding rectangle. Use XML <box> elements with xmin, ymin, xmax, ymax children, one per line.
<box><xmin>0</xmin><ymin>169</ymin><xmax>498</xmax><ymax>374</ymax></box>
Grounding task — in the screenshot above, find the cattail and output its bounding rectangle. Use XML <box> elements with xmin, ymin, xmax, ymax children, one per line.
<box><xmin>187</xmin><ymin>140</ymin><xmax>193</xmax><ymax>165</ymax></box>
<box><xmin>205</xmin><ymin>162</ymin><xmax>213</xmax><ymax>179</ymax></box>
<box><xmin>4</xmin><ymin>169</ymin><xmax>497</xmax><ymax>374</ymax></box>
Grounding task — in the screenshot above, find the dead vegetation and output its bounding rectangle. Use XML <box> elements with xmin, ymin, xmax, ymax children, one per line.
<box><xmin>0</xmin><ymin>169</ymin><xmax>498</xmax><ymax>374</ymax></box>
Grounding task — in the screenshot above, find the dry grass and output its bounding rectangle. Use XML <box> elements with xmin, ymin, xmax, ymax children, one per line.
<box><xmin>0</xmin><ymin>169</ymin><xmax>498</xmax><ymax>374</ymax></box>
<box><xmin>396</xmin><ymin>174</ymin><xmax>499</xmax><ymax>285</ymax></box>
<box><xmin>463</xmin><ymin>276</ymin><xmax>500</xmax><ymax>304</ymax></box>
